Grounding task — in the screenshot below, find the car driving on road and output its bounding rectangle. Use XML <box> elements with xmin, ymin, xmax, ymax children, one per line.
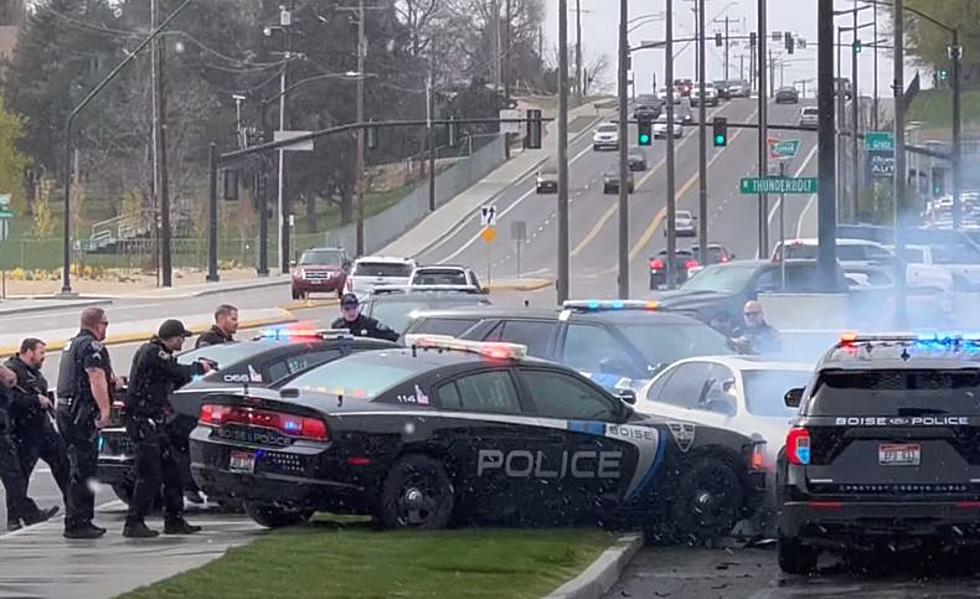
<box><xmin>653</xmin><ymin>114</ymin><xmax>683</xmax><ymax>139</ymax></box>
<box><xmin>670</xmin><ymin>210</ymin><xmax>697</xmax><ymax>237</ymax></box>
<box><xmin>593</xmin><ymin>123</ymin><xmax>620</xmax><ymax>151</ymax></box>
<box><xmin>628</xmin><ymin>149</ymin><xmax>649</xmax><ymax>171</ymax></box>
<box><xmin>603</xmin><ymin>170</ymin><xmax>635</xmax><ymax>194</ymax></box>
<box><xmin>774</xmin><ymin>86</ymin><xmax>799</xmax><ymax>104</ymax></box>
<box><xmin>778</xmin><ymin>333</ymin><xmax>980</xmax><ymax>574</ymax></box>
<box><xmin>691</xmin><ymin>83</ymin><xmax>719</xmax><ymax>107</ymax></box>
<box><xmin>536</xmin><ymin>165</ymin><xmax>558</xmax><ymax>193</ymax></box>
<box><xmin>191</xmin><ymin>336</ymin><xmax>766</xmax><ymax>540</ymax></box>
<box><xmin>649</xmin><ymin>249</ymin><xmax>699</xmax><ymax>290</ymax></box>
<box><xmin>344</xmin><ymin>256</ymin><xmax>417</xmax><ymax>299</ymax></box>
<box><xmin>798</xmin><ymin>106</ymin><xmax>819</xmax><ymax>129</ymax></box>
<box><xmin>409</xmin><ymin>265</ymin><xmax>485</xmax><ymax>294</ymax></box>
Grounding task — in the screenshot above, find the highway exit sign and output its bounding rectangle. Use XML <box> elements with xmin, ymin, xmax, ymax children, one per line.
<box><xmin>740</xmin><ymin>177</ymin><xmax>819</xmax><ymax>195</ymax></box>
<box><xmin>865</xmin><ymin>131</ymin><xmax>895</xmax><ymax>153</ymax></box>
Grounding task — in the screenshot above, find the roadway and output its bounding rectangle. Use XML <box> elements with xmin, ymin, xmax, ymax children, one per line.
<box><xmin>416</xmin><ymin>96</ymin><xmax>821</xmax><ymax>302</ymax></box>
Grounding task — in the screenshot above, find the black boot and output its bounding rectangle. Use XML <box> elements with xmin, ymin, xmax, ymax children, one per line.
<box><xmin>64</xmin><ymin>523</ymin><xmax>107</xmax><ymax>539</ymax></box>
<box><xmin>6</xmin><ymin>518</ymin><xmax>21</xmax><ymax>532</ymax></box>
<box><xmin>123</xmin><ymin>519</ymin><xmax>160</xmax><ymax>538</ymax></box>
<box><xmin>22</xmin><ymin>505</ymin><xmax>59</xmax><ymax>526</ymax></box>
<box><xmin>164</xmin><ymin>517</ymin><xmax>202</xmax><ymax>535</ymax></box>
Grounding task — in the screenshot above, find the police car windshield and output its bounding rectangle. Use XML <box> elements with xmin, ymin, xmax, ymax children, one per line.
<box><xmin>619</xmin><ymin>323</ymin><xmax>732</xmax><ymax>368</ymax></box>
<box><xmin>370</xmin><ymin>298</ymin><xmax>488</xmax><ymax>333</ymax></box>
<box><xmin>679</xmin><ymin>262</ymin><xmax>756</xmax><ymax>293</ymax></box>
<box><xmin>806</xmin><ymin>369</ymin><xmax>980</xmax><ymax>416</ymax></box>
<box><xmin>178</xmin><ymin>342</ymin><xmax>267</xmax><ymax>369</ymax></box>
<box><xmin>282</xmin><ymin>352</ymin><xmax>421</xmax><ymax>399</ymax></box>
<box><xmin>743</xmin><ymin>370</ymin><xmax>812</xmax><ymax>417</ymax></box>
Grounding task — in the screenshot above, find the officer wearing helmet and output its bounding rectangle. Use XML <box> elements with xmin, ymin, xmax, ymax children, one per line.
<box><xmin>331</xmin><ymin>294</ymin><xmax>400</xmax><ymax>342</ymax></box>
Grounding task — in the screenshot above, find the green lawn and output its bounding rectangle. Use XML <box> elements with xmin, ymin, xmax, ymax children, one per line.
<box><xmin>906</xmin><ymin>88</ymin><xmax>980</xmax><ymax>130</ymax></box>
<box><xmin>120</xmin><ymin>521</ymin><xmax>612</xmax><ymax>599</ymax></box>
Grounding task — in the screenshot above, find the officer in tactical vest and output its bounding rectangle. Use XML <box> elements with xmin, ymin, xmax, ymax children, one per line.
<box><xmin>56</xmin><ymin>307</ymin><xmax>114</xmax><ymax>539</ymax></box>
<box><xmin>123</xmin><ymin>319</ymin><xmax>212</xmax><ymax>538</ymax></box>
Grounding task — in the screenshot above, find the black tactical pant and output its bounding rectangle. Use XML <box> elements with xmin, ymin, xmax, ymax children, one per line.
<box><xmin>0</xmin><ymin>412</ymin><xmax>38</xmax><ymax>524</ymax></box>
<box><xmin>127</xmin><ymin>419</ymin><xmax>183</xmax><ymax>523</ymax></box>
<box><xmin>170</xmin><ymin>419</ymin><xmax>200</xmax><ymax>494</ymax></box>
<box><xmin>57</xmin><ymin>409</ymin><xmax>99</xmax><ymax>530</ymax></box>
<box><xmin>15</xmin><ymin>421</ymin><xmax>71</xmax><ymax>501</ymax></box>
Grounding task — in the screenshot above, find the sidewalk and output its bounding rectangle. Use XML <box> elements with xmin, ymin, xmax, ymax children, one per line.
<box><xmin>0</xmin><ymin>307</ymin><xmax>297</xmax><ymax>354</ymax></box>
<box><xmin>383</xmin><ymin>99</ymin><xmax>612</xmax><ymax>259</ymax></box>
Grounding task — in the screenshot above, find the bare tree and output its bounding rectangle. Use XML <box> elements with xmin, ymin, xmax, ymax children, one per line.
<box><xmin>583</xmin><ymin>52</ymin><xmax>611</xmax><ymax>96</ymax></box>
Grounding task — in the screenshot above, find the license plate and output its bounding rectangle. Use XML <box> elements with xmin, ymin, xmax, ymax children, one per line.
<box><xmin>879</xmin><ymin>443</ymin><xmax>921</xmax><ymax>466</ymax></box>
<box><xmin>228</xmin><ymin>450</ymin><xmax>256</xmax><ymax>473</ymax></box>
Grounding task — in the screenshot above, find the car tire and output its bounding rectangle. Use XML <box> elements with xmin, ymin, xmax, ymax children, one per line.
<box><xmin>778</xmin><ymin>536</ymin><xmax>818</xmax><ymax>575</ymax></box>
<box><xmin>670</xmin><ymin>456</ymin><xmax>743</xmax><ymax>544</ymax></box>
<box><xmin>244</xmin><ymin>502</ymin><xmax>314</xmax><ymax>528</ymax></box>
<box><xmin>379</xmin><ymin>453</ymin><xmax>454</xmax><ymax>530</ymax></box>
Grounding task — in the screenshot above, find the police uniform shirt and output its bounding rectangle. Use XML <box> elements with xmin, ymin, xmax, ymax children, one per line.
<box><xmin>194</xmin><ymin>326</ymin><xmax>234</xmax><ymax>349</ymax></box>
<box><xmin>127</xmin><ymin>339</ymin><xmax>204</xmax><ymax>420</ymax></box>
<box><xmin>4</xmin><ymin>356</ymin><xmax>49</xmax><ymax>429</ymax></box>
<box><xmin>330</xmin><ymin>314</ymin><xmax>399</xmax><ymax>342</ymax></box>
<box><xmin>57</xmin><ymin>331</ymin><xmax>113</xmax><ymax>406</ymax></box>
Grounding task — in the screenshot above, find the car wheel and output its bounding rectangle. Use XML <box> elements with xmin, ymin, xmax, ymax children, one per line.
<box><xmin>379</xmin><ymin>453</ymin><xmax>454</xmax><ymax>530</ymax></box>
<box><xmin>244</xmin><ymin>502</ymin><xmax>314</xmax><ymax>528</ymax></box>
<box><xmin>778</xmin><ymin>536</ymin><xmax>819</xmax><ymax>575</ymax></box>
<box><xmin>670</xmin><ymin>456</ymin><xmax>743</xmax><ymax>544</ymax></box>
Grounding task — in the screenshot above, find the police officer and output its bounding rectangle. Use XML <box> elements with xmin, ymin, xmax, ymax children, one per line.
<box><xmin>124</xmin><ymin>319</ymin><xmax>212</xmax><ymax>538</ymax></box>
<box><xmin>4</xmin><ymin>339</ymin><xmax>70</xmax><ymax>530</ymax></box>
<box><xmin>195</xmin><ymin>304</ymin><xmax>239</xmax><ymax>349</ymax></box>
<box><xmin>331</xmin><ymin>294</ymin><xmax>400</xmax><ymax>342</ymax></box>
<box><xmin>57</xmin><ymin>307</ymin><xmax>114</xmax><ymax>539</ymax></box>
<box><xmin>732</xmin><ymin>300</ymin><xmax>782</xmax><ymax>355</ymax></box>
<box><xmin>2</xmin><ymin>364</ymin><xmax>59</xmax><ymax>530</ymax></box>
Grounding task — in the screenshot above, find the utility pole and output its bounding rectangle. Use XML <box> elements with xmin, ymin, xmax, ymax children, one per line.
<box><xmin>851</xmin><ymin>10</ymin><xmax>860</xmax><ymax>221</ymax></box>
<box><xmin>427</xmin><ymin>61</ymin><xmax>436</xmax><ymax>212</ymax></box>
<box><xmin>757</xmin><ymin>0</ymin><xmax>768</xmax><ymax>257</ymax></box>
<box><xmin>697</xmin><ymin>0</ymin><xmax>708</xmax><ymax>266</ymax></box>
<box><xmin>150</xmin><ymin>0</ymin><xmax>160</xmax><ymax>284</ymax></box>
<box><xmin>157</xmin><ymin>7</ymin><xmax>172</xmax><ymax>287</ymax></box>
<box><xmin>872</xmin><ymin>0</ymin><xmax>878</xmax><ymax>130</ymax></box>
<box><xmin>355</xmin><ymin>0</ymin><xmax>366</xmax><ymax>256</ymax></box>
<box><xmin>491</xmin><ymin>0</ymin><xmax>501</xmax><ymax>90</ymax></box>
<box><xmin>739</xmin><ymin>53</ymin><xmax>744</xmax><ymax>80</ymax></box>
<box><xmin>665</xmin><ymin>0</ymin><xmax>678</xmax><ymax>288</ymax></box>
<box><xmin>817</xmin><ymin>0</ymin><xmax>838</xmax><ymax>292</ymax></box>
<box><xmin>724</xmin><ymin>16</ymin><xmax>730</xmax><ymax>82</ymax></box>
<box><xmin>557</xmin><ymin>0</ymin><xmax>569</xmax><ymax>303</ymax></box>
<box><xmin>505</xmin><ymin>0</ymin><xmax>512</xmax><ymax>102</ymax></box>
<box><xmin>769</xmin><ymin>49</ymin><xmax>774</xmax><ymax>98</ymax></box>
<box><xmin>952</xmin><ymin>29</ymin><xmax>962</xmax><ymax>230</ymax></box>
<box><xmin>575</xmin><ymin>0</ymin><xmax>582</xmax><ymax>101</ymax></box>
<box><xmin>892</xmin><ymin>0</ymin><xmax>907</xmax><ymax>327</ymax></box>
<box><xmin>276</xmin><ymin>5</ymin><xmax>291</xmax><ymax>272</ymax></box>
<box><xmin>836</xmin><ymin>25</ymin><xmax>845</xmax><ymax>220</ymax></box>
<box><xmin>617</xmin><ymin>0</ymin><xmax>629</xmax><ymax>298</ymax></box>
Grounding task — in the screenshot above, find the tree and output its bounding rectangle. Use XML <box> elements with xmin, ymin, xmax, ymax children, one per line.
<box><xmin>582</xmin><ymin>53</ymin><xmax>611</xmax><ymax>96</ymax></box>
<box><xmin>901</xmin><ymin>0</ymin><xmax>980</xmax><ymax>85</ymax></box>
<box><xmin>0</xmin><ymin>94</ymin><xmax>28</xmax><ymax>213</ymax></box>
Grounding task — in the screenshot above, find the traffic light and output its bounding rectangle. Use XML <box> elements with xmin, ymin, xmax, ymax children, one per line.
<box><xmin>785</xmin><ymin>32</ymin><xmax>794</xmax><ymax>54</ymax></box>
<box><xmin>854</xmin><ymin>38</ymin><xmax>862</xmax><ymax>54</ymax></box>
<box><xmin>715</xmin><ymin>33</ymin><xmax>723</xmax><ymax>47</ymax></box>
<box><xmin>712</xmin><ymin>116</ymin><xmax>728</xmax><ymax>147</ymax></box>
<box><xmin>932</xmin><ymin>166</ymin><xmax>947</xmax><ymax>198</ymax></box>
<box><xmin>525</xmin><ymin>109</ymin><xmax>542</xmax><ymax>149</ymax></box>
<box><xmin>448</xmin><ymin>115</ymin><xmax>458</xmax><ymax>147</ymax></box>
<box><xmin>939</xmin><ymin>68</ymin><xmax>950</xmax><ymax>81</ymax></box>
<box><xmin>749</xmin><ymin>31</ymin><xmax>757</xmax><ymax>48</ymax></box>
<box><xmin>638</xmin><ymin>118</ymin><xmax>653</xmax><ymax>146</ymax></box>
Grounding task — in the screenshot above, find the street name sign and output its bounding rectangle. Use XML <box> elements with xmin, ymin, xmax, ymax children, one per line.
<box><xmin>740</xmin><ymin>177</ymin><xmax>819</xmax><ymax>195</ymax></box>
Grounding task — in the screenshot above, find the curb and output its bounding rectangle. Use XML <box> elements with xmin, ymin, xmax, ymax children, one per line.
<box><xmin>407</xmin><ymin>110</ymin><xmax>609</xmax><ymax>259</ymax></box>
<box><xmin>0</xmin><ymin>310</ymin><xmax>298</xmax><ymax>355</ymax></box>
<box><xmin>0</xmin><ymin>298</ymin><xmax>112</xmax><ymax>316</ymax></box>
<box><xmin>281</xmin><ymin>298</ymin><xmax>340</xmax><ymax>311</ymax></box>
<box><xmin>1</xmin><ymin>278</ymin><xmax>290</xmax><ymax>304</ymax></box>
<box><xmin>487</xmin><ymin>278</ymin><xmax>554</xmax><ymax>293</ymax></box>
<box><xmin>544</xmin><ymin>533</ymin><xmax>643</xmax><ymax>599</ymax></box>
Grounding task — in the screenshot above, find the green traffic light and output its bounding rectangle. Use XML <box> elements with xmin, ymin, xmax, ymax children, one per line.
<box><xmin>714</xmin><ymin>134</ymin><xmax>726</xmax><ymax>146</ymax></box>
<box><xmin>639</xmin><ymin>134</ymin><xmax>651</xmax><ymax>146</ymax></box>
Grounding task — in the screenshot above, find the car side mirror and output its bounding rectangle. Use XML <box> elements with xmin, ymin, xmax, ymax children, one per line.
<box><xmin>784</xmin><ymin>387</ymin><xmax>805</xmax><ymax>408</ymax></box>
<box><xmin>617</xmin><ymin>389</ymin><xmax>637</xmax><ymax>406</ymax></box>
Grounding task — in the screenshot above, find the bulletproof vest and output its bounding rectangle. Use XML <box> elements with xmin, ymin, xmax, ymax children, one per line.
<box><xmin>56</xmin><ymin>332</ymin><xmax>92</xmax><ymax>401</ymax></box>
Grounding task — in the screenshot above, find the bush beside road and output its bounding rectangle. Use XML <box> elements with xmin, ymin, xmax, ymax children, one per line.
<box><xmin>120</xmin><ymin>519</ymin><xmax>613</xmax><ymax>599</ymax></box>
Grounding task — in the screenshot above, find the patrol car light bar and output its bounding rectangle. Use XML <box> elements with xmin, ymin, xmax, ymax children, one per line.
<box><xmin>563</xmin><ymin>300</ymin><xmax>659</xmax><ymax>311</ymax></box>
<box><xmin>403</xmin><ymin>334</ymin><xmax>528</xmax><ymax>360</ymax></box>
<box><xmin>253</xmin><ymin>328</ymin><xmax>354</xmax><ymax>341</ymax></box>
<box><xmin>840</xmin><ymin>332</ymin><xmax>980</xmax><ymax>344</ymax></box>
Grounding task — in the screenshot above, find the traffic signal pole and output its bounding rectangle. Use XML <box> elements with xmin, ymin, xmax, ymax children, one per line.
<box><xmin>817</xmin><ymin>0</ymin><xmax>839</xmax><ymax>292</ymax></box>
<box><xmin>952</xmin><ymin>29</ymin><xmax>962</xmax><ymax>230</ymax></box>
<box><xmin>617</xmin><ymin>0</ymin><xmax>630</xmax><ymax>299</ymax></box>
<box><xmin>893</xmin><ymin>0</ymin><xmax>908</xmax><ymax>328</ymax></box>
<box><xmin>557</xmin><ymin>0</ymin><xmax>570</xmax><ymax>303</ymax></box>
<box><xmin>697</xmin><ymin>0</ymin><xmax>708</xmax><ymax>266</ymax></box>
<box><xmin>665</xmin><ymin>0</ymin><xmax>677</xmax><ymax>288</ymax></box>
<box><xmin>756</xmin><ymin>0</ymin><xmax>769</xmax><ymax>257</ymax></box>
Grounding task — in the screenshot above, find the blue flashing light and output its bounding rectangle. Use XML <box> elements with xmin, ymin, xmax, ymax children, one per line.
<box><xmin>795</xmin><ymin>446</ymin><xmax>811</xmax><ymax>465</ymax></box>
<box><xmin>564</xmin><ymin>299</ymin><xmax>660</xmax><ymax>312</ymax></box>
<box><xmin>282</xmin><ymin>419</ymin><xmax>302</xmax><ymax>432</ymax></box>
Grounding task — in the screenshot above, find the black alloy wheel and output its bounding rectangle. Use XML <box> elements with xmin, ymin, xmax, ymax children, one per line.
<box><xmin>670</xmin><ymin>456</ymin><xmax>743</xmax><ymax>544</ymax></box>
<box><xmin>379</xmin><ymin>454</ymin><xmax>454</xmax><ymax>530</ymax></box>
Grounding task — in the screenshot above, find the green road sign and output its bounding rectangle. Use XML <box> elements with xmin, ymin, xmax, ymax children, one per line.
<box><xmin>740</xmin><ymin>177</ymin><xmax>819</xmax><ymax>195</ymax></box>
<box><xmin>865</xmin><ymin>131</ymin><xmax>895</xmax><ymax>153</ymax></box>
<box><xmin>770</xmin><ymin>139</ymin><xmax>801</xmax><ymax>159</ymax></box>
<box><xmin>0</xmin><ymin>210</ymin><xmax>13</xmax><ymax>219</ymax></box>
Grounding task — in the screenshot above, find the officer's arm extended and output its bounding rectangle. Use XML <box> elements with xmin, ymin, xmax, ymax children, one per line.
<box><xmin>150</xmin><ymin>349</ymin><xmax>207</xmax><ymax>387</ymax></box>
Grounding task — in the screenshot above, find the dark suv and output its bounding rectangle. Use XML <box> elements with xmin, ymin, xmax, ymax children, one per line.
<box><xmin>403</xmin><ymin>300</ymin><xmax>733</xmax><ymax>390</ymax></box>
<box><xmin>778</xmin><ymin>334</ymin><xmax>980</xmax><ymax>574</ymax></box>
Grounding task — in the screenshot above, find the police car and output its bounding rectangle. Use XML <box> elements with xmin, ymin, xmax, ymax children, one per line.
<box><xmin>97</xmin><ymin>329</ymin><xmax>394</xmax><ymax>506</ymax></box>
<box><xmin>403</xmin><ymin>300</ymin><xmax>734</xmax><ymax>391</ymax></box>
<box><xmin>190</xmin><ymin>336</ymin><xmax>766</xmax><ymax>538</ymax></box>
<box><xmin>779</xmin><ymin>333</ymin><xmax>980</xmax><ymax>574</ymax></box>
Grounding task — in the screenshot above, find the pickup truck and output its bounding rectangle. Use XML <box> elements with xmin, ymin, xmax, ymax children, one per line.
<box><xmin>893</xmin><ymin>243</ymin><xmax>980</xmax><ymax>291</ymax></box>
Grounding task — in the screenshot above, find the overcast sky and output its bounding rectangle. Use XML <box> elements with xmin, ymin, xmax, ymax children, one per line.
<box><xmin>543</xmin><ymin>0</ymin><xmax>922</xmax><ymax>100</ymax></box>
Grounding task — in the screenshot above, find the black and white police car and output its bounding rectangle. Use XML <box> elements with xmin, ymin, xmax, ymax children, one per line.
<box><xmin>190</xmin><ymin>336</ymin><xmax>766</xmax><ymax>538</ymax></box>
<box><xmin>98</xmin><ymin>328</ymin><xmax>394</xmax><ymax>506</ymax></box>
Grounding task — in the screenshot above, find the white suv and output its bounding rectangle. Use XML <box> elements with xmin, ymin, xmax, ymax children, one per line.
<box><xmin>592</xmin><ymin>123</ymin><xmax>620</xmax><ymax>151</ymax></box>
<box><xmin>344</xmin><ymin>256</ymin><xmax>417</xmax><ymax>299</ymax></box>
<box><xmin>691</xmin><ymin>83</ymin><xmax>719</xmax><ymax>107</ymax></box>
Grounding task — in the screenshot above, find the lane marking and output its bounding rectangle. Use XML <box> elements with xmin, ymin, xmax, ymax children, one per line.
<box><xmin>436</xmin><ymin>144</ymin><xmax>592</xmax><ymax>264</ymax></box>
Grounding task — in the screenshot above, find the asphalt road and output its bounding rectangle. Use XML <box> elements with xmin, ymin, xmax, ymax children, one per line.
<box><xmin>416</xmin><ymin>97</ymin><xmax>820</xmax><ymax>302</ymax></box>
<box><xmin>605</xmin><ymin>544</ymin><xmax>980</xmax><ymax>598</ymax></box>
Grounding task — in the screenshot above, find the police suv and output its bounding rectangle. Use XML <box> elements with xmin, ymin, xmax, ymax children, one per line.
<box><xmin>190</xmin><ymin>336</ymin><xmax>766</xmax><ymax>538</ymax></box>
<box><xmin>98</xmin><ymin>329</ymin><xmax>394</xmax><ymax>506</ymax></box>
<box><xmin>778</xmin><ymin>333</ymin><xmax>980</xmax><ymax>574</ymax></box>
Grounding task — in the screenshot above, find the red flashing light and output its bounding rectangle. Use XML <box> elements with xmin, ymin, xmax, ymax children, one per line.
<box><xmin>786</xmin><ymin>427</ymin><xmax>811</xmax><ymax>465</ymax></box>
<box><xmin>650</xmin><ymin>259</ymin><xmax>665</xmax><ymax>271</ymax></box>
<box><xmin>199</xmin><ymin>404</ymin><xmax>330</xmax><ymax>442</ymax></box>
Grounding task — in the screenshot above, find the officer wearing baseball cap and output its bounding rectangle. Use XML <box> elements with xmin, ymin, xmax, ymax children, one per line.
<box><xmin>123</xmin><ymin>319</ymin><xmax>213</xmax><ymax>538</ymax></box>
<box><xmin>331</xmin><ymin>294</ymin><xmax>400</xmax><ymax>342</ymax></box>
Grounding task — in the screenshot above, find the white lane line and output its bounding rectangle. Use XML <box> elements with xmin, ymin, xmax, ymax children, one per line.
<box><xmin>436</xmin><ymin>144</ymin><xmax>593</xmax><ymax>265</ymax></box>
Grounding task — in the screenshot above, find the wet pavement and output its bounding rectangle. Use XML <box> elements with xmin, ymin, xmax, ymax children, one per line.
<box><xmin>605</xmin><ymin>542</ymin><xmax>980</xmax><ymax>599</ymax></box>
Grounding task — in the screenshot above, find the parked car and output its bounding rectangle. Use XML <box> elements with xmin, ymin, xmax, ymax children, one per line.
<box><xmin>363</xmin><ymin>288</ymin><xmax>492</xmax><ymax>335</ymax></box>
<box><xmin>536</xmin><ymin>165</ymin><xmax>558</xmax><ymax>193</ymax></box>
<box><xmin>798</xmin><ymin>106</ymin><xmax>819</xmax><ymax>129</ymax></box>
<box><xmin>774</xmin><ymin>86</ymin><xmax>799</xmax><ymax>104</ymax></box>
<box><xmin>603</xmin><ymin>170</ymin><xmax>635</xmax><ymax>194</ymax></box>
<box><xmin>592</xmin><ymin>122</ymin><xmax>620</xmax><ymax>151</ymax></box>
<box><xmin>409</xmin><ymin>265</ymin><xmax>486</xmax><ymax>293</ymax></box>
<box><xmin>344</xmin><ymin>256</ymin><xmax>416</xmax><ymax>299</ymax></box>
<box><xmin>290</xmin><ymin>247</ymin><xmax>351</xmax><ymax>300</ymax></box>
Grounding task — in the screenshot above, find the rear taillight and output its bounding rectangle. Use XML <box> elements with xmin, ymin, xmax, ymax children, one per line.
<box><xmin>750</xmin><ymin>441</ymin><xmax>768</xmax><ymax>471</ymax></box>
<box><xmin>720</xmin><ymin>255</ymin><xmax>730</xmax><ymax>263</ymax></box>
<box><xmin>199</xmin><ymin>403</ymin><xmax>330</xmax><ymax>442</ymax></box>
<box><xmin>786</xmin><ymin>427</ymin><xmax>811</xmax><ymax>466</ymax></box>
<box><xmin>650</xmin><ymin>259</ymin><xmax>665</xmax><ymax>271</ymax></box>
<box><xmin>684</xmin><ymin>259</ymin><xmax>700</xmax><ymax>271</ymax></box>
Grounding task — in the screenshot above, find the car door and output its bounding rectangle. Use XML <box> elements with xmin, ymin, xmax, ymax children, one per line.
<box><xmin>641</xmin><ymin>361</ymin><xmax>713</xmax><ymax>420</ymax></box>
<box><xmin>432</xmin><ymin>368</ymin><xmax>561</xmax><ymax>520</ymax></box>
<box><xmin>516</xmin><ymin>367</ymin><xmax>658</xmax><ymax>509</ymax></box>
